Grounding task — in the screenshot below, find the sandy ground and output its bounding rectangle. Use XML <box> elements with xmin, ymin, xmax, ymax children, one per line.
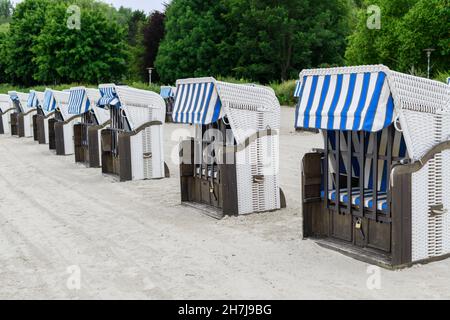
<box><xmin>0</xmin><ymin>107</ymin><xmax>450</xmax><ymax>300</ymax></box>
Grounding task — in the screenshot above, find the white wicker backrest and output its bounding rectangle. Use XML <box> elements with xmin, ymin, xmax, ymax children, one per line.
<box><xmin>114</xmin><ymin>86</ymin><xmax>166</xmax><ymax>130</ymax></box>
<box><xmin>0</xmin><ymin>94</ymin><xmax>11</xmax><ymax>112</ymax></box>
<box><xmin>52</xmin><ymin>90</ymin><xmax>71</xmax><ymax>121</ymax></box>
<box><xmin>86</xmin><ymin>88</ymin><xmax>109</xmax><ymax>125</ymax></box>
<box><xmin>215</xmin><ymin>81</ymin><xmax>281</xmax><ymax>145</ymax></box>
<box><xmin>387</xmin><ymin>71</ymin><xmax>450</xmax><ymax>160</ymax></box>
<box><xmin>8</xmin><ymin>91</ymin><xmax>30</xmax><ymax>113</ymax></box>
<box><xmin>35</xmin><ymin>92</ymin><xmax>45</xmax><ymax>108</ymax></box>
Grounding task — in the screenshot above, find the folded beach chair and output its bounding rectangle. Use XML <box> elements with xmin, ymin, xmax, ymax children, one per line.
<box><xmin>98</xmin><ymin>84</ymin><xmax>168</xmax><ymax>181</ymax></box>
<box><xmin>36</xmin><ymin>89</ymin><xmax>59</xmax><ymax>147</ymax></box>
<box><xmin>160</xmin><ymin>86</ymin><xmax>176</xmax><ymax>123</ymax></box>
<box><xmin>298</xmin><ymin>65</ymin><xmax>450</xmax><ymax>268</ymax></box>
<box><xmin>70</xmin><ymin>87</ymin><xmax>110</xmax><ymax>168</ymax></box>
<box><xmin>27</xmin><ymin>91</ymin><xmax>41</xmax><ymax>141</ymax></box>
<box><xmin>33</xmin><ymin>90</ymin><xmax>53</xmax><ymax>145</ymax></box>
<box><xmin>8</xmin><ymin>91</ymin><xmax>37</xmax><ymax>137</ymax></box>
<box><xmin>43</xmin><ymin>89</ymin><xmax>78</xmax><ymax>155</ymax></box>
<box><xmin>174</xmin><ymin>77</ymin><xmax>286</xmax><ymax>219</ymax></box>
<box><xmin>0</xmin><ymin>94</ymin><xmax>15</xmax><ymax>135</ymax></box>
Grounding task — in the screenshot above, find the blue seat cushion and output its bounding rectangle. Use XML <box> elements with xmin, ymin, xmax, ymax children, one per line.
<box><xmin>321</xmin><ymin>188</ymin><xmax>388</xmax><ymax>211</ymax></box>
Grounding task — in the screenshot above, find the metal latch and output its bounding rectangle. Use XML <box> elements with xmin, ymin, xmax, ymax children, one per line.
<box><xmin>143</xmin><ymin>152</ymin><xmax>152</xmax><ymax>159</ymax></box>
<box><xmin>430</xmin><ymin>204</ymin><xmax>448</xmax><ymax>217</ymax></box>
<box><xmin>253</xmin><ymin>175</ymin><xmax>265</xmax><ymax>183</ymax></box>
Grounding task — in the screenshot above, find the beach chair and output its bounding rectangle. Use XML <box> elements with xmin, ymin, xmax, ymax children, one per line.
<box><xmin>36</xmin><ymin>89</ymin><xmax>58</xmax><ymax>147</ymax></box>
<box><xmin>160</xmin><ymin>86</ymin><xmax>176</xmax><ymax>123</ymax></box>
<box><xmin>44</xmin><ymin>89</ymin><xmax>78</xmax><ymax>155</ymax></box>
<box><xmin>174</xmin><ymin>77</ymin><xmax>286</xmax><ymax>219</ymax></box>
<box><xmin>70</xmin><ymin>87</ymin><xmax>110</xmax><ymax>168</ymax></box>
<box><xmin>27</xmin><ymin>91</ymin><xmax>41</xmax><ymax>141</ymax></box>
<box><xmin>298</xmin><ymin>65</ymin><xmax>450</xmax><ymax>268</ymax></box>
<box><xmin>0</xmin><ymin>94</ymin><xmax>15</xmax><ymax>135</ymax></box>
<box><xmin>8</xmin><ymin>91</ymin><xmax>36</xmax><ymax>138</ymax></box>
<box><xmin>98</xmin><ymin>84</ymin><xmax>168</xmax><ymax>181</ymax></box>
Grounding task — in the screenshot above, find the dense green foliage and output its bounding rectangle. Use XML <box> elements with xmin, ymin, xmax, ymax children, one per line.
<box><xmin>156</xmin><ymin>0</ymin><xmax>352</xmax><ymax>84</ymax></box>
<box><xmin>346</xmin><ymin>0</ymin><xmax>449</xmax><ymax>77</ymax></box>
<box><xmin>0</xmin><ymin>0</ymin><xmax>448</xmax><ymax>95</ymax></box>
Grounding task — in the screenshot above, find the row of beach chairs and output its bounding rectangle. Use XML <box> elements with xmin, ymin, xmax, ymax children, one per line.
<box><xmin>1</xmin><ymin>66</ymin><xmax>449</xmax><ymax>270</ymax></box>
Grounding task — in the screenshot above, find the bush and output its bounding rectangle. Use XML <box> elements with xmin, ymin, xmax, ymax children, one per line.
<box><xmin>270</xmin><ymin>80</ymin><xmax>297</xmax><ymax>106</ymax></box>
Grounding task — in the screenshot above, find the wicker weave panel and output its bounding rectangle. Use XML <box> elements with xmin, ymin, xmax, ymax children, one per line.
<box><xmin>216</xmin><ymin>81</ymin><xmax>280</xmax><ymax>145</ymax></box>
<box><xmin>236</xmin><ymin>135</ymin><xmax>280</xmax><ymax>215</ymax></box>
<box><xmin>412</xmin><ymin>163</ymin><xmax>430</xmax><ymax>262</ymax></box>
<box><xmin>442</xmin><ymin>150</ymin><xmax>450</xmax><ymax>255</ymax></box>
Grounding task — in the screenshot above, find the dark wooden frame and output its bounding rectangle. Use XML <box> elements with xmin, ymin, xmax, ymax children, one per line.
<box><xmin>74</xmin><ymin>111</ymin><xmax>111</xmax><ymax>168</ymax></box>
<box><xmin>10</xmin><ymin>112</ymin><xmax>19</xmax><ymax>136</ymax></box>
<box><xmin>54</xmin><ymin>114</ymin><xmax>82</xmax><ymax>156</ymax></box>
<box><xmin>179</xmin><ymin>121</ymin><xmax>286</xmax><ymax>219</ymax></box>
<box><xmin>101</xmin><ymin>119</ymin><xmax>168</xmax><ymax>182</ymax></box>
<box><xmin>303</xmin><ymin>130</ymin><xmax>450</xmax><ymax>269</ymax></box>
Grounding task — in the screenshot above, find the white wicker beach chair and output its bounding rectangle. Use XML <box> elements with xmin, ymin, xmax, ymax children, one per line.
<box><xmin>44</xmin><ymin>89</ymin><xmax>76</xmax><ymax>155</ymax></box>
<box><xmin>0</xmin><ymin>94</ymin><xmax>15</xmax><ymax>135</ymax></box>
<box><xmin>174</xmin><ymin>77</ymin><xmax>285</xmax><ymax>218</ymax></box>
<box><xmin>297</xmin><ymin>65</ymin><xmax>450</xmax><ymax>268</ymax></box>
<box><xmin>97</xmin><ymin>84</ymin><xmax>168</xmax><ymax>182</ymax></box>
<box><xmin>70</xmin><ymin>87</ymin><xmax>110</xmax><ymax>168</ymax></box>
<box><xmin>7</xmin><ymin>91</ymin><xmax>37</xmax><ymax>138</ymax></box>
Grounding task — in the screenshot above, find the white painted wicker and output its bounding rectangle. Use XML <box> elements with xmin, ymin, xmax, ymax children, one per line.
<box><xmin>186</xmin><ymin>78</ymin><xmax>281</xmax><ymax>215</ymax></box>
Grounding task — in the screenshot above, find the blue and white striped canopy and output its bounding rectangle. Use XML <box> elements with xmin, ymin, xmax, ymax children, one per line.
<box><xmin>98</xmin><ymin>87</ymin><xmax>120</xmax><ymax>108</ymax></box>
<box><xmin>68</xmin><ymin>88</ymin><xmax>90</xmax><ymax>115</ymax></box>
<box><xmin>27</xmin><ymin>91</ymin><xmax>39</xmax><ymax>109</ymax></box>
<box><xmin>173</xmin><ymin>80</ymin><xmax>223</xmax><ymax>125</ymax></box>
<box><xmin>294</xmin><ymin>80</ymin><xmax>302</xmax><ymax>98</ymax></box>
<box><xmin>295</xmin><ymin>71</ymin><xmax>395</xmax><ymax>132</ymax></box>
<box><xmin>43</xmin><ymin>90</ymin><xmax>57</xmax><ymax>112</ymax></box>
<box><xmin>160</xmin><ymin>86</ymin><xmax>175</xmax><ymax>99</ymax></box>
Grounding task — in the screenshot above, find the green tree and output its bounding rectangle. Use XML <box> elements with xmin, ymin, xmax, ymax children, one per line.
<box><xmin>156</xmin><ymin>0</ymin><xmax>352</xmax><ymax>84</ymax></box>
<box><xmin>0</xmin><ymin>0</ymin><xmax>13</xmax><ymax>24</ymax></box>
<box><xmin>32</xmin><ymin>0</ymin><xmax>128</xmax><ymax>84</ymax></box>
<box><xmin>225</xmin><ymin>0</ymin><xmax>352</xmax><ymax>82</ymax></box>
<box><xmin>155</xmin><ymin>0</ymin><xmax>230</xmax><ymax>84</ymax></box>
<box><xmin>3</xmin><ymin>0</ymin><xmax>50</xmax><ymax>85</ymax></box>
<box><xmin>346</xmin><ymin>0</ymin><xmax>415</xmax><ymax>67</ymax></box>
<box><xmin>395</xmin><ymin>0</ymin><xmax>449</xmax><ymax>75</ymax></box>
<box><xmin>142</xmin><ymin>11</ymin><xmax>166</xmax><ymax>82</ymax></box>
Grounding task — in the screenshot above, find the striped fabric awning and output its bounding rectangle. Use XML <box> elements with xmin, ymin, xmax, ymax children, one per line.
<box><xmin>68</xmin><ymin>88</ymin><xmax>90</xmax><ymax>115</ymax></box>
<box><xmin>173</xmin><ymin>79</ymin><xmax>223</xmax><ymax>125</ymax></box>
<box><xmin>295</xmin><ymin>70</ymin><xmax>395</xmax><ymax>132</ymax></box>
<box><xmin>43</xmin><ymin>90</ymin><xmax>57</xmax><ymax>112</ymax></box>
<box><xmin>27</xmin><ymin>91</ymin><xmax>39</xmax><ymax>109</ymax></box>
<box><xmin>98</xmin><ymin>86</ymin><xmax>120</xmax><ymax>108</ymax></box>
<box><xmin>160</xmin><ymin>86</ymin><xmax>175</xmax><ymax>99</ymax></box>
<box><xmin>294</xmin><ymin>80</ymin><xmax>302</xmax><ymax>98</ymax></box>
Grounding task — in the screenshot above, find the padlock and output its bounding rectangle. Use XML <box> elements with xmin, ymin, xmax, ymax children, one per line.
<box><xmin>355</xmin><ymin>219</ymin><xmax>362</xmax><ymax>230</ymax></box>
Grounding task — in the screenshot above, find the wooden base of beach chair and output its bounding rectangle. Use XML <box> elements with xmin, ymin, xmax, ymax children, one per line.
<box><xmin>36</xmin><ymin>115</ymin><xmax>46</xmax><ymax>144</ymax></box>
<box><xmin>101</xmin><ymin>128</ymin><xmax>131</xmax><ymax>181</ymax></box>
<box><xmin>101</xmin><ymin>124</ymin><xmax>168</xmax><ymax>182</ymax></box>
<box><xmin>302</xmin><ymin>141</ymin><xmax>450</xmax><ymax>269</ymax></box>
<box><xmin>32</xmin><ymin>114</ymin><xmax>39</xmax><ymax>141</ymax></box>
<box><xmin>48</xmin><ymin>118</ymin><xmax>57</xmax><ymax>150</ymax></box>
<box><xmin>10</xmin><ymin>113</ymin><xmax>18</xmax><ymax>136</ymax></box>
<box><xmin>74</xmin><ymin>123</ymin><xmax>103</xmax><ymax>168</ymax></box>
<box><xmin>54</xmin><ymin>122</ymin><xmax>65</xmax><ymax>155</ymax></box>
<box><xmin>0</xmin><ymin>115</ymin><xmax>4</xmax><ymax>134</ymax></box>
<box><xmin>17</xmin><ymin>114</ymin><xmax>26</xmax><ymax>137</ymax></box>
